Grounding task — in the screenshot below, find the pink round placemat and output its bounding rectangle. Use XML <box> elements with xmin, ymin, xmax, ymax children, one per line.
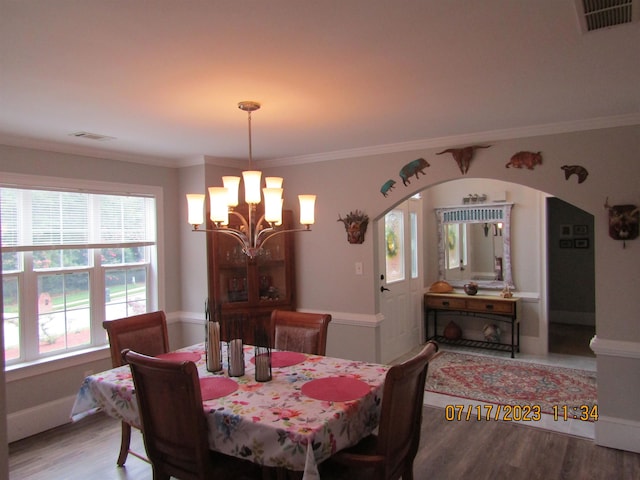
<box><xmin>157</xmin><ymin>352</ymin><xmax>201</xmax><ymax>362</ymax></box>
<box><xmin>250</xmin><ymin>351</ymin><xmax>307</xmax><ymax>368</ymax></box>
<box><xmin>301</xmin><ymin>377</ymin><xmax>371</xmax><ymax>402</ymax></box>
<box><xmin>200</xmin><ymin>377</ymin><xmax>239</xmax><ymax>401</ymax></box>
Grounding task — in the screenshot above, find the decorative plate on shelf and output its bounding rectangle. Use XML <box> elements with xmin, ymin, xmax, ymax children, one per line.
<box><xmin>429</xmin><ymin>281</ymin><xmax>454</xmax><ymax>293</ymax></box>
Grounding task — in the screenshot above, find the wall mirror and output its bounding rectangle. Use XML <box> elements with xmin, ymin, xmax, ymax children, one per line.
<box><xmin>435</xmin><ymin>202</ymin><xmax>514</xmax><ymax>289</ymax></box>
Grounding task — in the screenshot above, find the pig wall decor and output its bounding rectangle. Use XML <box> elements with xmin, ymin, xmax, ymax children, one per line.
<box><xmin>604</xmin><ymin>198</ymin><xmax>639</xmax><ymax>248</ymax></box>
<box><xmin>380</xmin><ymin>179</ymin><xmax>396</xmax><ymax>197</ymax></box>
<box><xmin>399</xmin><ymin>158</ymin><xmax>430</xmax><ymax>186</ymax></box>
<box><xmin>337</xmin><ymin>210</ymin><xmax>369</xmax><ymax>244</ymax></box>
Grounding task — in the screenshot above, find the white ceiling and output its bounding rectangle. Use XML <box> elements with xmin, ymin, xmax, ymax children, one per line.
<box><xmin>2</xmin><ymin>1</ymin><xmax>639</xmax><ymax>168</ymax></box>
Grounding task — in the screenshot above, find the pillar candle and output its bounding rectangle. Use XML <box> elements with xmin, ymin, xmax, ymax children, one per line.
<box><xmin>254</xmin><ymin>351</ymin><xmax>272</xmax><ymax>382</ymax></box>
<box><xmin>206</xmin><ymin>321</ymin><xmax>222</xmax><ymax>372</ymax></box>
<box><xmin>228</xmin><ymin>338</ymin><xmax>245</xmax><ymax>377</ymax></box>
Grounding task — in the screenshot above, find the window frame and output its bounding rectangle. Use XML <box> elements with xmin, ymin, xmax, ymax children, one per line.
<box><xmin>2</xmin><ymin>172</ymin><xmax>164</xmax><ymax>370</ymax></box>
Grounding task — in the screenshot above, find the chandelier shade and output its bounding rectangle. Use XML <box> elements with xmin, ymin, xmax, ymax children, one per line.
<box><xmin>186</xmin><ymin>101</ymin><xmax>316</xmax><ymax>259</ymax></box>
<box><xmin>222</xmin><ymin>176</ymin><xmax>240</xmax><ymax>207</ymax></box>
<box><xmin>186</xmin><ymin>194</ymin><xmax>205</xmax><ymax>225</ymax></box>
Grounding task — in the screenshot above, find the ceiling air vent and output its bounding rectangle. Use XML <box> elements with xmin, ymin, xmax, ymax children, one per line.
<box><xmin>575</xmin><ymin>0</ymin><xmax>639</xmax><ymax>32</ymax></box>
<box><xmin>69</xmin><ymin>131</ymin><xmax>116</xmax><ymax>141</ymax></box>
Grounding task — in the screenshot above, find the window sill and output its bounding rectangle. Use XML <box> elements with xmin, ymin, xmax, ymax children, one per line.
<box><xmin>5</xmin><ymin>345</ymin><xmax>111</xmax><ymax>383</ymax></box>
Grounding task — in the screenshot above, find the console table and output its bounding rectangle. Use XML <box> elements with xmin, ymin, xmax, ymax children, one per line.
<box><xmin>424</xmin><ymin>293</ymin><xmax>520</xmax><ymax>358</ymax></box>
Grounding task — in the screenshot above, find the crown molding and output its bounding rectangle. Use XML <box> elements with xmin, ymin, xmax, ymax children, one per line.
<box><xmin>0</xmin><ymin>133</ymin><xmax>183</xmax><ymax>168</ymax></box>
<box><xmin>260</xmin><ymin>112</ymin><xmax>640</xmax><ymax>167</ymax></box>
<box><xmin>3</xmin><ymin>113</ymin><xmax>639</xmax><ymax>169</ymax></box>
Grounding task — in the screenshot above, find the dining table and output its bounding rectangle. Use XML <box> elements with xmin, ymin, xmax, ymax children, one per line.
<box><xmin>70</xmin><ymin>342</ymin><xmax>389</xmax><ymax>480</ymax></box>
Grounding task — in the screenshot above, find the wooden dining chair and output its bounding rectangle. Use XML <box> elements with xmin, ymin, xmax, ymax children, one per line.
<box><xmin>321</xmin><ymin>341</ymin><xmax>439</xmax><ymax>480</ymax></box>
<box><xmin>271</xmin><ymin>310</ymin><xmax>332</xmax><ymax>356</ymax></box>
<box><xmin>123</xmin><ymin>350</ymin><xmax>260</xmax><ymax>480</ymax></box>
<box><xmin>103</xmin><ymin>311</ymin><xmax>170</xmax><ymax>466</ymax></box>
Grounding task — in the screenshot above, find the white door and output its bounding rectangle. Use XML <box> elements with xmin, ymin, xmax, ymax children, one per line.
<box><xmin>377</xmin><ymin>197</ymin><xmax>423</xmax><ymax>363</ymax></box>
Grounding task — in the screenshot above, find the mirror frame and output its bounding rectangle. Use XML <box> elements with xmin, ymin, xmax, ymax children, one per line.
<box><xmin>435</xmin><ymin>202</ymin><xmax>515</xmax><ymax>290</ymax></box>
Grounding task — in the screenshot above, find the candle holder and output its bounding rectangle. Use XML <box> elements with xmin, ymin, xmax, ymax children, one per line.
<box><xmin>254</xmin><ymin>327</ymin><xmax>272</xmax><ymax>382</ymax></box>
<box><xmin>226</xmin><ymin>315</ymin><xmax>245</xmax><ymax>377</ymax></box>
<box><xmin>227</xmin><ymin>338</ymin><xmax>245</xmax><ymax>377</ymax></box>
<box><xmin>205</xmin><ymin>300</ymin><xmax>222</xmax><ymax>372</ymax></box>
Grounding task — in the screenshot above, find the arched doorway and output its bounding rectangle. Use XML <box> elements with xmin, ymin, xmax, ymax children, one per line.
<box><xmin>375</xmin><ymin>177</ymin><xmax>597</xmax><ymax>361</ymax></box>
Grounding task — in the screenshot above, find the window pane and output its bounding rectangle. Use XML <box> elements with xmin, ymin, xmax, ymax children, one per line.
<box><xmin>33</xmin><ymin>250</ymin><xmax>61</xmax><ymax>269</ymax></box>
<box><xmin>101</xmin><ymin>248</ymin><xmax>124</xmax><ymax>265</ymax></box>
<box><xmin>2</xmin><ymin>251</ymin><xmax>20</xmax><ymax>273</ymax></box>
<box><xmin>410</xmin><ymin>212</ymin><xmax>418</xmax><ymax>279</ymax></box>
<box><xmin>3</xmin><ymin>276</ymin><xmax>20</xmax><ymax>362</ymax></box>
<box><xmin>385</xmin><ymin>210</ymin><xmax>405</xmax><ymax>283</ymax></box>
<box><xmin>101</xmin><ymin>246</ymin><xmax>146</xmax><ymax>265</ymax></box>
<box><xmin>37</xmin><ymin>272</ymin><xmax>91</xmax><ymax>354</ymax></box>
<box><xmin>105</xmin><ymin>266</ymin><xmax>147</xmax><ymax>320</ymax></box>
<box><xmin>33</xmin><ymin>248</ymin><xmax>89</xmax><ymax>270</ymax></box>
<box><xmin>446</xmin><ymin>224</ymin><xmax>461</xmax><ymax>269</ymax></box>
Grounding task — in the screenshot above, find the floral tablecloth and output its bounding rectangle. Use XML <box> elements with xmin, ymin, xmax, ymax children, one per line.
<box><xmin>71</xmin><ymin>343</ymin><xmax>389</xmax><ymax>479</ymax></box>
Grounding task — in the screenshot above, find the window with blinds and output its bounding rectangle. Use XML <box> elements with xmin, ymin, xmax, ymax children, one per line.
<box><xmin>1</xmin><ymin>185</ymin><xmax>158</xmax><ymax>365</ymax></box>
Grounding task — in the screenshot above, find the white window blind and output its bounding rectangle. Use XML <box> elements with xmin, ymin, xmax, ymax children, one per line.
<box><xmin>1</xmin><ymin>188</ymin><xmax>156</xmax><ymax>252</ymax></box>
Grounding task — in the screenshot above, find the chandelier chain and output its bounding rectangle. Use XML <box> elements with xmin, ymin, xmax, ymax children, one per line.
<box><xmin>247</xmin><ymin>109</ymin><xmax>253</xmax><ymax>170</ymax></box>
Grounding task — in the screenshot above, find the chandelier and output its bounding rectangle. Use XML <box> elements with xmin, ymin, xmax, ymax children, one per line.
<box><xmin>186</xmin><ymin>101</ymin><xmax>316</xmax><ymax>259</ymax></box>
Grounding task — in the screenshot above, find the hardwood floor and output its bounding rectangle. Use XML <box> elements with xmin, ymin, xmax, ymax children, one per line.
<box><xmin>10</xmin><ymin>407</ymin><xmax>640</xmax><ymax>479</ymax></box>
<box><xmin>416</xmin><ymin>409</ymin><xmax>640</xmax><ymax>480</ymax></box>
<box><xmin>9</xmin><ymin>413</ymin><xmax>150</xmax><ymax>480</ymax></box>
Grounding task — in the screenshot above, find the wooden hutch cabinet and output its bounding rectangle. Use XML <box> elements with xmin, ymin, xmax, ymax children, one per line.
<box><xmin>206</xmin><ymin>206</ymin><xmax>296</xmax><ymax>344</ymax></box>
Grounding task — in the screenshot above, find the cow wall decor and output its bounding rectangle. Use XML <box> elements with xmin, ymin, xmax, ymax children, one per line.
<box><xmin>436</xmin><ymin>145</ymin><xmax>491</xmax><ymax>175</ymax></box>
<box><xmin>337</xmin><ymin>210</ymin><xmax>369</xmax><ymax>244</ymax></box>
<box><xmin>604</xmin><ymin>198</ymin><xmax>639</xmax><ymax>248</ymax></box>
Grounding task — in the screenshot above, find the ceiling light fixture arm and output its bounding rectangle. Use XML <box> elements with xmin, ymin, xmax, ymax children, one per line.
<box><xmin>192</xmin><ymin>221</ymin><xmax>311</xmax><ymax>259</ymax></box>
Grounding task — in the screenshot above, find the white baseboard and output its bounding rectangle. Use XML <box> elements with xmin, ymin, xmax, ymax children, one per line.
<box><xmin>590</xmin><ymin>336</ymin><xmax>640</xmax><ymax>359</ymax></box>
<box><xmin>7</xmin><ymin>394</ymin><xmax>77</xmax><ymax>443</ymax></box>
<box><xmin>596</xmin><ymin>415</ymin><xmax>640</xmax><ymax>453</ymax></box>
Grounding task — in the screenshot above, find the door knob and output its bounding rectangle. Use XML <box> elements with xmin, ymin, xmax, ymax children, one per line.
<box><xmin>380</xmin><ymin>286</ymin><xmax>390</xmax><ymax>292</ymax></box>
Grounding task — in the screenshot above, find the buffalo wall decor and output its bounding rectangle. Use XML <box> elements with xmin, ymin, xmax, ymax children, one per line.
<box><xmin>337</xmin><ymin>210</ymin><xmax>369</xmax><ymax>244</ymax></box>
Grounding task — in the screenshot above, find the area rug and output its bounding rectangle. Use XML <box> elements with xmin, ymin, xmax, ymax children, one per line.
<box><xmin>425</xmin><ymin>351</ymin><xmax>597</xmax><ymax>417</ymax></box>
